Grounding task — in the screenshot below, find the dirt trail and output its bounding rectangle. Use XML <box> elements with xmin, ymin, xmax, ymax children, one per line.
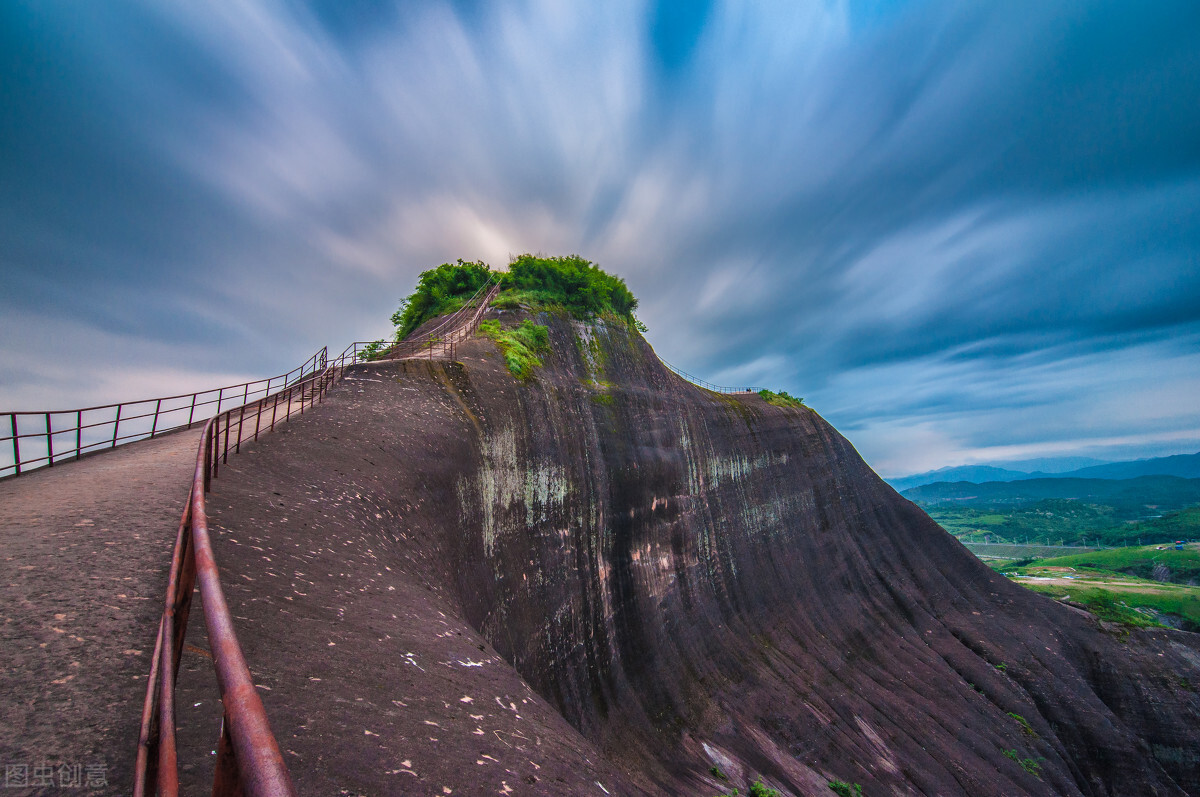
<box><xmin>0</xmin><ymin>427</ymin><xmax>201</xmax><ymax>795</ymax></box>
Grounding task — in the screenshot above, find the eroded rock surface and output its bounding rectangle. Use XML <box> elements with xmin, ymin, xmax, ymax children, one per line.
<box><xmin>196</xmin><ymin>314</ymin><xmax>1200</xmax><ymax>796</ymax></box>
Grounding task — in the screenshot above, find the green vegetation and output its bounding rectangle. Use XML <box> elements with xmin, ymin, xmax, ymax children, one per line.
<box><xmin>709</xmin><ymin>765</ymin><xmax>728</xmax><ymax>781</ymax></box>
<box><xmin>906</xmin><ymin>477</ymin><xmax>1200</xmax><ymax>519</ymax></box>
<box><xmin>758</xmin><ymin>389</ymin><xmax>805</xmax><ymax>408</ymax></box>
<box><xmin>1007</xmin><ymin>713</ymin><xmax>1038</xmax><ymax>739</ymax></box>
<box><xmin>501</xmin><ymin>254</ymin><xmax>637</xmax><ymax>320</ymax></box>
<box><xmin>1021</xmin><ymin>545</ymin><xmax>1200</xmax><ymax>584</ymax></box>
<box><xmin>391</xmin><ymin>259</ymin><xmax>493</xmax><ymax>339</ymax></box>
<box><xmin>926</xmin><ymin>500</ymin><xmax>1124</xmax><ymax>546</ymax></box>
<box><xmin>991</xmin><ymin>539</ymin><xmax>1200</xmax><ymax>630</ymax></box>
<box><xmin>1018</xmin><ymin>579</ymin><xmax>1200</xmax><ymax>631</ymax></box>
<box><xmin>477</xmin><ymin>319</ymin><xmax>551</xmax><ymax>380</ymax></box>
<box><xmin>387</xmin><ymin>254</ymin><xmax>642</xmax><ymax>347</ymax></box>
<box><xmin>356</xmin><ymin>339</ymin><xmax>388</xmax><ymax>361</ymax></box>
<box><xmin>828</xmin><ymin>781</ymin><xmax>862</xmax><ymax>797</ymax></box>
<box><xmin>748</xmin><ymin>782</ymin><xmax>781</xmax><ymax>797</ymax></box>
<box><xmin>1002</xmin><ymin>749</ymin><xmax>1043</xmax><ymax>778</ymax></box>
<box><xmin>994</xmin><ymin>662</ymin><xmax>1008</xmax><ymax>673</ymax></box>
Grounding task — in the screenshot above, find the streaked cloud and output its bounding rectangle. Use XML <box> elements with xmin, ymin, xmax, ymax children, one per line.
<box><xmin>2</xmin><ymin>0</ymin><xmax>1198</xmax><ymax>475</ymax></box>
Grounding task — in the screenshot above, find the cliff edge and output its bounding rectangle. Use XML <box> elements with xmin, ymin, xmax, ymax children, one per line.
<box><xmin>191</xmin><ymin>310</ymin><xmax>1200</xmax><ymax>795</ymax></box>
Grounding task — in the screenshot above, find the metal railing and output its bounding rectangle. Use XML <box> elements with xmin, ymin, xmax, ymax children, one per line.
<box><xmin>659</xmin><ymin>358</ymin><xmax>764</xmax><ymax>394</ymax></box>
<box><xmin>369</xmin><ymin>280</ymin><xmax>500</xmax><ymax>362</ymax></box>
<box><xmin>0</xmin><ymin>349</ymin><xmax>327</xmax><ymax>479</ymax></box>
<box><xmin>133</xmin><ymin>292</ymin><xmax>498</xmax><ymax>796</ymax></box>
<box><xmin>134</xmin><ymin>347</ymin><xmax>363</xmax><ymax>797</ymax></box>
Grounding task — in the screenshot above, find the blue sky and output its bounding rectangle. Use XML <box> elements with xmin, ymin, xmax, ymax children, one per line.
<box><xmin>2</xmin><ymin>0</ymin><xmax>1198</xmax><ymax>476</ymax></box>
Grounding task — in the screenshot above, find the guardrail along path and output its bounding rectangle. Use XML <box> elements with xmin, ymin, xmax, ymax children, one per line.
<box><xmin>0</xmin><ymin>427</ymin><xmax>203</xmax><ymax>793</ymax></box>
<box><xmin>176</xmin><ymin>358</ymin><xmax>640</xmax><ymax>795</ymax></box>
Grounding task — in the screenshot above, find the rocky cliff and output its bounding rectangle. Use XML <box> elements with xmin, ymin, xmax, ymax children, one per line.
<box><xmin>199</xmin><ymin>310</ymin><xmax>1200</xmax><ymax>795</ymax></box>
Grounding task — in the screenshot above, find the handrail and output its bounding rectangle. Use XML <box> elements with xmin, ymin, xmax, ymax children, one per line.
<box><xmin>0</xmin><ymin>348</ymin><xmax>328</xmax><ymax>479</ymax></box>
<box><xmin>658</xmin><ymin>358</ymin><xmax>764</xmax><ymax>394</ymax></box>
<box><xmin>133</xmin><ymin>350</ymin><xmax>360</xmax><ymax>797</ymax></box>
<box><xmin>372</xmin><ymin>278</ymin><xmax>500</xmax><ymax>362</ymax></box>
<box><xmin>133</xmin><ymin>324</ymin><xmax>459</xmax><ymax>795</ymax></box>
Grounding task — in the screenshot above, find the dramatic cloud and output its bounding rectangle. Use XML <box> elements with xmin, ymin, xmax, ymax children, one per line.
<box><xmin>2</xmin><ymin>0</ymin><xmax>1198</xmax><ymax>475</ymax></box>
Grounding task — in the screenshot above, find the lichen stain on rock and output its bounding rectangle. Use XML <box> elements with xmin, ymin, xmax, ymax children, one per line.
<box><xmin>457</xmin><ymin>424</ymin><xmax>570</xmax><ymax>556</ymax></box>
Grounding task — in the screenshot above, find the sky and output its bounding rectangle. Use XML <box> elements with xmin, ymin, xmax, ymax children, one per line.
<box><xmin>2</xmin><ymin>0</ymin><xmax>1199</xmax><ymax>477</ymax></box>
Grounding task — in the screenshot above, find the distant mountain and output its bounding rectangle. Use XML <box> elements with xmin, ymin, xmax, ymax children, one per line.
<box><xmin>986</xmin><ymin>456</ymin><xmax>1110</xmax><ymax>474</ymax></box>
<box><xmin>901</xmin><ymin>475</ymin><xmax>1200</xmax><ymax>512</ymax></box>
<box><xmin>886</xmin><ymin>465</ymin><xmax>1028</xmax><ymax>492</ymax></box>
<box><xmin>1055</xmin><ymin>453</ymin><xmax>1200</xmax><ymax>480</ymax></box>
<box><xmin>887</xmin><ymin>452</ymin><xmax>1200</xmax><ymax>490</ymax></box>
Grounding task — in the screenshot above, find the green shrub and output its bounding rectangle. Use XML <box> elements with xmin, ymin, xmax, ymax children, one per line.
<box><xmin>758</xmin><ymin>389</ymin><xmax>805</xmax><ymax>408</ymax></box>
<box><xmin>748</xmin><ymin>781</ymin><xmax>781</xmax><ymax>797</ymax></box>
<box><xmin>828</xmin><ymin>781</ymin><xmax>862</xmax><ymax>797</ymax></box>
<box><xmin>501</xmin><ymin>254</ymin><xmax>637</xmax><ymax>320</ymax></box>
<box><xmin>710</xmin><ymin>765</ymin><xmax>728</xmax><ymax>780</ymax></box>
<box><xmin>391</xmin><ymin>259</ymin><xmax>493</xmax><ymax>339</ymax></box>
<box><xmin>478</xmin><ymin>319</ymin><xmax>551</xmax><ymax>380</ymax></box>
<box><xmin>356</xmin><ymin>339</ymin><xmax>388</xmax><ymax>361</ymax></box>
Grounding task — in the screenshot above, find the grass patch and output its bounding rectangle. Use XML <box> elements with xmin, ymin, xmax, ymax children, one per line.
<box><xmin>758</xmin><ymin>389</ymin><xmax>805</xmax><ymax>408</ymax></box>
<box><xmin>477</xmin><ymin>319</ymin><xmax>551</xmax><ymax>380</ymax></box>
<box><xmin>1007</xmin><ymin>713</ymin><xmax>1038</xmax><ymax>738</ymax></box>
<box><xmin>1024</xmin><ymin>545</ymin><xmax>1200</xmax><ymax>584</ymax></box>
<box><xmin>828</xmin><ymin>781</ymin><xmax>862</xmax><ymax>797</ymax></box>
<box><xmin>1002</xmin><ymin>749</ymin><xmax>1042</xmax><ymax>778</ymax></box>
<box><xmin>1020</xmin><ymin>580</ymin><xmax>1199</xmax><ymax>630</ymax></box>
<box><xmin>709</xmin><ymin>765</ymin><xmax>728</xmax><ymax>781</ymax></box>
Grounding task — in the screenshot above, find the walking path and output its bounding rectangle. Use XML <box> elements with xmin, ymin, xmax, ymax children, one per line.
<box><xmin>0</xmin><ymin>428</ymin><xmax>202</xmax><ymax>794</ymax></box>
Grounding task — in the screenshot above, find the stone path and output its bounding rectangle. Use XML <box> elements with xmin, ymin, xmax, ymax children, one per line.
<box><xmin>0</xmin><ymin>428</ymin><xmax>202</xmax><ymax>795</ymax></box>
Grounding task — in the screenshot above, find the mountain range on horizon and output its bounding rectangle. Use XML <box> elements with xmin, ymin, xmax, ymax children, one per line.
<box><xmin>886</xmin><ymin>451</ymin><xmax>1200</xmax><ymax>492</ymax></box>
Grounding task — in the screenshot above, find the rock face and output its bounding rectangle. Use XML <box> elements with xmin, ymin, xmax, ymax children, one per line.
<box><xmin>205</xmin><ymin>312</ymin><xmax>1200</xmax><ymax>795</ymax></box>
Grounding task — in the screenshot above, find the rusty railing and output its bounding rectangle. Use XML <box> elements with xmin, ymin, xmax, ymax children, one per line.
<box><xmin>133</xmin><ymin>350</ymin><xmax>359</xmax><ymax>797</ymax></box>
<box><xmin>658</xmin><ymin>358</ymin><xmax>764</xmax><ymax>394</ymax></box>
<box><xmin>0</xmin><ymin>349</ymin><xmax>327</xmax><ymax>479</ymax></box>
<box><xmin>134</xmin><ymin>290</ymin><xmax>498</xmax><ymax>795</ymax></box>
<box><xmin>369</xmin><ymin>279</ymin><xmax>500</xmax><ymax>362</ymax></box>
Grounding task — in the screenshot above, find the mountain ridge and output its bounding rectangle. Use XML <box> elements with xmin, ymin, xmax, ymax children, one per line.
<box><xmin>888</xmin><ymin>451</ymin><xmax>1200</xmax><ymax>491</ymax></box>
<box><xmin>191</xmin><ymin>307</ymin><xmax>1200</xmax><ymax>795</ymax></box>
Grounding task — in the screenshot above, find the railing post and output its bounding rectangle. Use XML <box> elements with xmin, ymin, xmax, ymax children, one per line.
<box><xmin>45</xmin><ymin>412</ymin><xmax>53</xmax><ymax>467</ymax></box>
<box><xmin>253</xmin><ymin>399</ymin><xmax>263</xmax><ymax>441</ymax></box>
<box><xmin>235</xmin><ymin>405</ymin><xmax>246</xmax><ymax>454</ymax></box>
<box><xmin>112</xmin><ymin>405</ymin><xmax>122</xmax><ymax>449</ymax></box>
<box><xmin>222</xmin><ymin>411</ymin><xmax>231</xmax><ymax>465</ymax></box>
<box><xmin>11</xmin><ymin>415</ymin><xmax>20</xmax><ymax>476</ymax></box>
<box><xmin>150</xmin><ymin>398</ymin><xmax>163</xmax><ymax>437</ymax></box>
<box><xmin>211</xmin><ymin>713</ymin><xmax>241</xmax><ymax>796</ymax></box>
<box><xmin>75</xmin><ymin>410</ymin><xmax>82</xmax><ymax>461</ymax></box>
<box><xmin>204</xmin><ymin>425</ymin><xmax>213</xmax><ymax>491</ymax></box>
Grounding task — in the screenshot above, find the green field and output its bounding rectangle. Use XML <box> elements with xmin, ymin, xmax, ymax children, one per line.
<box><xmin>997</xmin><ymin>543</ymin><xmax>1200</xmax><ymax>631</ymax></box>
<box><xmin>1023</xmin><ymin>546</ymin><xmax>1200</xmax><ymax>584</ymax></box>
<box><xmin>926</xmin><ymin>503</ymin><xmax>1200</xmax><ymax>547</ymax></box>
